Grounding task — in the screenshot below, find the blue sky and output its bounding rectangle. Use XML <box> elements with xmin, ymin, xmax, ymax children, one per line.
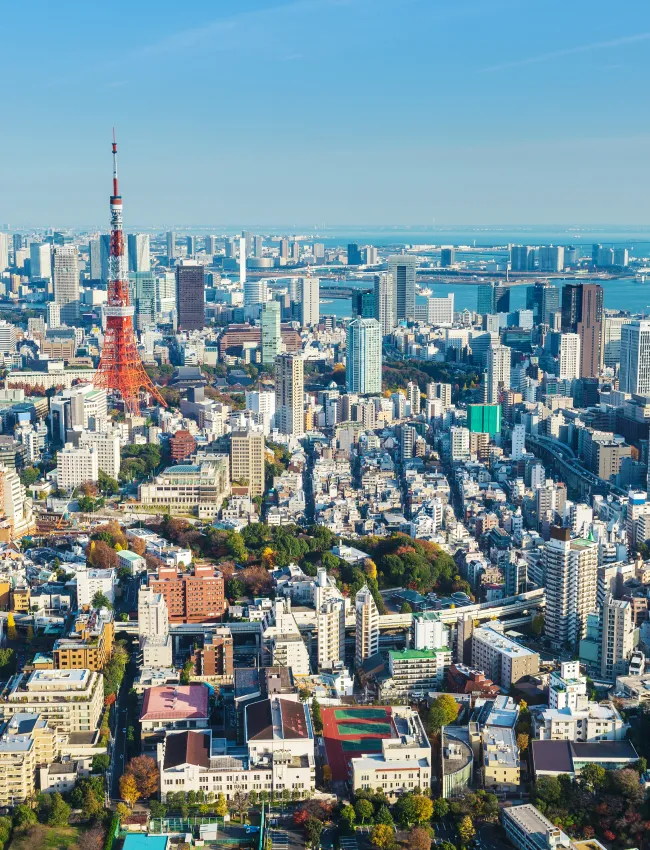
<box><xmin>2</xmin><ymin>0</ymin><xmax>650</xmax><ymax>226</ymax></box>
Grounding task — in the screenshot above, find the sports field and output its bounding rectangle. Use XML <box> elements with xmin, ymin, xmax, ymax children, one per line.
<box><xmin>322</xmin><ymin>705</ymin><xmax>395</xmax><ymax>781</ymax></box>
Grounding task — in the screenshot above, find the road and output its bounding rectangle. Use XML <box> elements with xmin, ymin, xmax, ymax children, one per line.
<box><xmin>476</xmin><ymin>822</ymin><xmax>509</xmax><ymax>850</ymax></box>
<box><xmin>109</xmin><ymin>576</ymin><xmax>140</xmax><ymax>802</ymax></box>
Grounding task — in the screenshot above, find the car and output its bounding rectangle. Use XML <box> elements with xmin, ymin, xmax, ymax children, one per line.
<box><xmin>245</xmin><ymin>826</ymin><xmax>260</xmax><ymax>834</ymax></box>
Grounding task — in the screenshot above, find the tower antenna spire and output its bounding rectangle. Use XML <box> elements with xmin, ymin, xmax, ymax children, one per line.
<box><xmin>112</xmin><ymin>128</ymin><xmax>119</xmax><ymax>197</ymax></box>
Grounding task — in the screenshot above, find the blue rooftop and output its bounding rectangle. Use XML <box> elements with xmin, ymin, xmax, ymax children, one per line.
<box><xmin>122</xmin><ymin>837</ymin><xmax>169</xmax><ymax>850</ymax></box>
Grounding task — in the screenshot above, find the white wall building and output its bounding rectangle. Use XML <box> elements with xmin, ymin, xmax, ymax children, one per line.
<box><xmin>57</xmin><ymin>443</ymin><xmax>99</xmax><ymax>490</ymax></box>
<box><xmin>76</xmin><ymin>564</ymin><xmax>116</xmax><ymax>608</ymax></box>
<box><xmin>558</xmin><ymin>333</ymin><xmax>580</xmax><ymax>380</ymax></box>
<box><xmin>79</xmin><ymin>429</ymin><xmax>121</xmax><ymax>480</ymax></box>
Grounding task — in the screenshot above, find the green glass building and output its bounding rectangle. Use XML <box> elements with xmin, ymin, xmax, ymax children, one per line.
<box><xmin>467</xmin><ymin>403</ymin><xmax>501</xmax><ymax>436</ymax></box>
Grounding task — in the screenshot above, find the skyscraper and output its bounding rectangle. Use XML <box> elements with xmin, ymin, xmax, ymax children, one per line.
<box><xmin>166</xmin><ymin>231</ymin><xmax>176</xmax><ymax>260</ymax></box>
<box><xmin>230</xmin><ymin>431</ymin><xmax>265</xmax><ymax>498</ymax></box>
<box><xmin>175</xmin><ymin>262</ymin><xmax>205</xmax><ymax>331</ymax></box>
<box><xmin>440</xmin><ymin>247</ymin><xmax>455</xmax><ymax>267</ymax></box>
<box><xmin>53</xmin><ymin>245</ymin><xmax>80</xmax><ymax>324</ymax></box>
<box><xmin>543</xmin><ymin>527</ymin><xmax>598</xmax><ymax>649</ymax></box>
<box><xmin>388</xmin><ymin>255</ymin><xmax>418</xmax><ymax>321</ymax></box>
<box><xmin>260</xmin><ymin>301</ymin><xmax>281</xmax><ymax>365</ymax></box>
<box><xmin>558</xmin><ymin>333</ymin><xmax>580</xmax><ymax>380</ymax></box>
<box><xmin>603</xmin><ymin>316</ymin><xmax>632</xmax><ymax>368</ymax></box>
<box><xmin>279</xmin><ymin>238</ymin><xmax>289</xmax><ymax>260</ymax></box>
<box><xmin>538</xmin><ymin>245</ymin><xmax>565</xmax><ymax>272</ymax></box>
<box><xmin>477</xmin><ymin>284</ymin><xmax>495</xmax><ymax>315</ymax></box>
<box><xmin>131</xmin><ymin>272</ymin><xmax>156</xmax><ymax>330</ymax></box>
<box><xmin>29</xmin><ymin>242</ymin><xmax>51</xmax><ymax>280</ymax></box>
<box><xmin>127</xmin><ymin>233</ymin><xmax>151</xmax><ymax>273</ymax></box>
<box><xmin>204</xmin><ymin>235</ymin><xmax>217</xmax><ymax>255</ymax></box>
<box><xmin>373</xmin><ymin>272</ymin><xmax>395</xmax><ymax>335</ymax></box>
<box><xmin>346</xmin><ymin>318</ymin><xmax>382</xmax><ymax>395</ymax></box>
<box><xmin>620</xmin><ymin>321</ymin><xmax>650</xmax><ymax>395</ymax></box>
<box><xmin>486</xmin><ymin>345</ymin><xmax>511</xmax><ymax>404</ymax></box>
<box><xmin>510</xmin><ymin>245</ymin><xmax>535</xmax><ymax>272</ymax></box>
<box><xmin>88</xmin><ymin>239</ymin><xmax>102</xmax><ymax>281</ymax></box>
<box><xmin>0</xmin><ymin>234</ymin><xmax>8</xmax><ymax>272</ymax></box>
<box><xmin>186</xmin><ymin>235</ymin><xmax>196</xmax><ymax>257</ymax></box>
<box><xmin>477</xmin><ymin>283</ymin><xmax>510</xmax><ymax>315</ymax></box>
<box><xmin>299</xmin><ymin>276</ymin><xmax>319</xmax><ymax>327</ymax></box>
<box><xmin>347</xmin><ymin>243</ymin><xmax>362</xmax><ymax>265</ymax></box>
<box><xmin>155</xmin><ymin>272</ymin><xmax>176</xmax><ymax>316</ymax></box>
<box><xmin>577</xmin><ymin>284</ymin><xmax>603</xmax><ymax>378</ymax></box>
<box><xmin>527</xmin><ymin>282</ymin><xmax>559</xmax><ymax>325</ymax></box>
<box><xmin>275</xmin><ymin>353</ymin><xmax>304</xmax><ymax>436</ymax></box>
<box><xmin>561</xmin><ymin>283</ymin><xmax>582</xmax><ymax>332</ymax></box>
<box><xmin>253</xmin><ymin>235</ymin><xmax>264</xmax><ymax>259</ymax></box>
<box><xmin>241</xmin><ymin>230</ymin><xmax>253</xmax><ymax>257</ymax></box>
<box><xmin>353</xmin><ymin>288</ymin><xmax>375</xmax><ymax>319</ymax></box>
<box><xmin>244</xmin><ymin>278</ymin><xmax>267</xmax><ymax>320</ymax></box>
<box><xmin>600</xmin><ymin>595</ymin><xmax>635</xmax><ymax>681</ymax></box>
<box><xmin>99</xmin><ymin>234</ymin><xmax>111</xmax><ymax>283</ymax></box>
<box><xmin>355</xmin><ymin>585</ymin><xmax>379</xmax><ymax>667</ymax></box>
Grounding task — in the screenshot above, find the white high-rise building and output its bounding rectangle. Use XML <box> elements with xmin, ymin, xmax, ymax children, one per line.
<box><xmin>245</xmin><ymin>391</ymin><xmax>276</xmax><ymax>435</ymax></box>
<box><xmin>511</xmin><ymin>423</ymin><xmax>526</xmax><ymax>460</ymax></box>
<box><xmin>346</xmin><ymin>318</ymin><xmax>382</xmax><ymax>395</ymax></box>
<box><xmin>603</xmin><ymin>316</ymin><xmax>632</xmax><ymax>368</ymax></box>
<box><xmin>543</xmin><ymin>527</ymin><xmax>598</xmax><ymax>649</ymax></box>
<box><xmin>601</xmin><ymin>595</ymin><xmax>635</xmax><ymax>681</ymax></box>
<box><xmin>138</xmin><ymin>587</ymin><xmax>169</xmax><ymax>639</ymax></box>
<box><xmin>374</xmin><ymin>272</ymin><xmax>396</xmax><ymax>335</ymax></box>
<box><xmin>127</xmin><ymin>233</ymin><xmax>151</xmax><ymax>273</ymax></box>
<box><xmin>47</xmin><ymin>302</ymin><xmax>61</xmax><ymax>330</ymax></box>
<box><xmin>450</xmin><ymin>426</ymin><xmax>470</xmax><ymax>460</ymax></box>
<box><xmin>355</xmin><ymin>585</ymin><xmax>379</xmax><ymax>668</ymax></box>
<box><xmin>317</xmin><ymin>598</ymin><xmax>346</xmax><ymax>670</ymax></box>
<box><xmin>0</xmin><ymin>235</ymin><xmax>8</xmax><ymax>272</ymax></box>
<box><xmin>0</xmin><ymin>322</ymin><xmax>17</xmax><ymax>355</ymax></box>
<box><xmin>53</xmin><ymin>245</ymin><xmax>80</xmax><ymax>324</ymax></box>
<box><xmin>79</xmin><ymin>430</ymin><xmax>121</xmax><ymax>480</ymax></box>
<box><xmin>407</xmin><ymin>381</ymin><xmax>420</xmax><ymax>415</ymax></box>
<box><xmin>558</xmin><ymin>333</ymin><xmax>580</xmax><ymax>380</ymax></box>
<box><xmin>56</xmin><ymin>443</ymin><xmax>99</xmax><ymax>490</ymax></box>
<box><xmin>486</xmin><ymin>344</ymin><xmax>511</xmax><ymax>404</ymax></box>
<box><xmin>538</xmin><ymin>245</ymin><xmax>565</xmax><ymax>273</ymax></box>
<box><xmin>0</xmin><ymin>464</ymin><xmax>34</xmax><ymax>541</ymax></box>
<box><xmin>620</xmin><ymin>321</ymin><xmax>650</xmax><ymax>395</ymax></box>
<box><xmin>426</xmin><ymin>293</ymin><xmax>454</xmax><ymax>325</ymax></box>
<box><xmin>388</xmin><ymin>255</ymin><xmax>418</xmax><ymax>321</ymax></box>
<box><xmin>243</xmin><ymin>278</ymin><xmax>267</xmax><ymax>320</ymax></box>
<box><xmin>29</xmin><ymin>242</ymin><xmax>51</xmax><ymax>279</ymax></box>
<box><xmin>275</xmin><ymin>353</ymin><xmax>304</xmax><ymax>436</ymax></box>
<box><xmin>155</xmin><ymin>272</ymin><xmax>176</xmax><ymax>316</ymax></box>
<box><xmin>299</xmin><ymin>276</ymin><xmax>320</xmax><ymax>327</ymax></box>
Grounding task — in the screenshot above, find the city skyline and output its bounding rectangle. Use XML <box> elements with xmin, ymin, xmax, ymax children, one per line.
<box><xmin>2</xmin><ymin>0</ymin><xmax>650</xmax><ymax>226</ymax></box>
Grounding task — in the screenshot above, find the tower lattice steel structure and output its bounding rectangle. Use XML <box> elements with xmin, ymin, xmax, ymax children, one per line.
<box><xmin>94</xmin><ymin>134</ymin><xmax>166</xmax><ymax>414</ymax></box>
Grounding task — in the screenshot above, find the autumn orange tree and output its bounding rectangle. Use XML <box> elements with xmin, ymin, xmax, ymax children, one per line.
<box><xmin>119</xmin><ymin>773</ymin><xmax>139</xmax><ymax>808</ymax></box>
<box><xmin>125</xmin><ymin>755</ymin><xmax>159</xmax><ymax>799</ymax></box>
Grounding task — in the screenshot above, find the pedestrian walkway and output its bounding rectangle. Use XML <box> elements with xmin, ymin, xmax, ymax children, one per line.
<box><xmin>271</xmin><ymin>831</ymin><xmax>289</xmax><ymax>850</ymax></box>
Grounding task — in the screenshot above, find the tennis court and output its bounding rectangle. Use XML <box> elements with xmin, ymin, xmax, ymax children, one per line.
<box><xmin>334</xmin><ymin>708</ymin><xmax>388</xmax><ymax>720</ymax></box>
<box><xmin>342</xmin><ymin>739</ymin><xmax>383</xmax><ymax>752</ymax></box>
<box><xmin>322</xmin><ymin>705</ymin><xmax>395</xmax><ymax>781</ymax></box>
<box><xmin>337</xmin><ymin>721</ymin><xmax>392</xmax><ymax>736</ymax></box>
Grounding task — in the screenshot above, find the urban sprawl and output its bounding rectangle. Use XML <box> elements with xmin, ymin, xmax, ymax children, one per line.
<box><xmin>0</xmin><ymin>161</ymin><xmax>649</xmax><ymax>850</ymax></box>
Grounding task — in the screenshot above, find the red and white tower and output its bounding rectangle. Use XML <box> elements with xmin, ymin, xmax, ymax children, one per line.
<box><xmin>94</xmin><ymin>133</ymin><xmax>166</xmax><ymax>414</ymax></box>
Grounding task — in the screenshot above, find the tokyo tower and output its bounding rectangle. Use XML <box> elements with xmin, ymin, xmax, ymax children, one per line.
<box><xmin>94</xmin><ymin>133</ymin><xmax>166</xmax><ymax>414</ymax></box>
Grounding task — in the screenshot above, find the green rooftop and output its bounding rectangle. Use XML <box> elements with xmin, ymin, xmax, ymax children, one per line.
<box><xmin>389</xmin><ymin>648</ymin><xmax>449</xmax><ymax>660</ymax></box>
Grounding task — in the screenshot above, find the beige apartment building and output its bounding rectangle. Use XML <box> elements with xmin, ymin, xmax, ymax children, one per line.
<box><xmin>0</xmin><ymin>669</ymin><xmax>104</xmax><ymax>734</ymax></box>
